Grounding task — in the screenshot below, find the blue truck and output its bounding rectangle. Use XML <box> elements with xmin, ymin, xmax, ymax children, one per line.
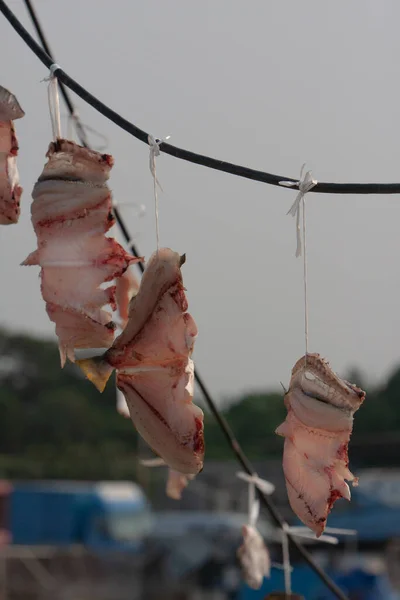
<box><xmin>0</xmin><ymin>479</ymin><xmax>153</xmax><ymax>552</ymax></box>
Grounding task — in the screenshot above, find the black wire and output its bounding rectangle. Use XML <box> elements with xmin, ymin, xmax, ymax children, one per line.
<box><xmin>0</xmin><ymin>0</ymin><xmax>399</xmax><ymax>196</ymax></box>
<box><xmin>9</xmin><ymin>2</ymin><xmax>349</xmax><ymax>598</ymax></box>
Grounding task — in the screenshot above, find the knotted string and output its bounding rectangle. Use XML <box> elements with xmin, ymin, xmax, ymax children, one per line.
<box><xmin>236</xmin><ymin>472</ymin><xmax>275</xmax><ymax>527</ymax></box>
<box><xmin>280</xmin><ymin>165</ymin><xmax>317</xmax><ymax>361</ymax></box>
<box><xmin>43</xmin><ymin>63</ymin><xmax>62</xmax><ymax>141</ymax></box>
<box><xmin>280</xmin><ymin>164</ymin><xmax>317</xmax><ymax>258</ymax></box>
<box><xmin>148</xmin><ymin>134</ymin><xmax>170</xmax><ymax>251</ymax></box>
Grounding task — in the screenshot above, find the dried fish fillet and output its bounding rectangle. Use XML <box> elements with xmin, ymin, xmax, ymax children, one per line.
<box><xmin>237</xmin><ymin>525</ymin><xmax>270</xmax><ymax>589</ymax></box>
<box><xmin>276</xmin><ymin>353</ymin><xmax>365</xmax><ymax>536</ymax></box>
<box><xmin>23</xmin><ymin>139</ymin><xmax>140</xmax><ymax>365</ymax></box>
<box><xmin>78</xmin><ymin>247</ymin><xmax>204</xmax><ymax>475</ymax></box>
<box><xmin>140</xmin><ymin>456</ymin><xmax>195</xmax><ymax>499</ymax></box>
<box><xmin>166</xmin><ymin>469</ymin><xmax>195</xmax><ymax>500</ymax></box>
<box><xmin>0</xmin><ymin>86</ymin><xmax>24</xmax><ymax>225</ymax></box>
<box><xmin>116</xmin><ymin>266</ymin><xmax>140</xmax><ymax>328</ymax></box>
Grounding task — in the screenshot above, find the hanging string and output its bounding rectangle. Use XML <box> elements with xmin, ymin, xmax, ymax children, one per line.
<box><xmin>43</xmin><ymin>63</ymin><xmax>62</xmax><ymax>140</ymax></box>
<box><xmin>148</xmin><ymin>134</ymin><xmax>170</xmax><ymax>250</ymax></box>
<box><xmin>302</xmin><ymin>196</ymin><xmax>309</xmax><ymax>357</ymax></box>
<box><xmin>280</xmin><ymin>165</ymin><xmax>317</xmax><ymax>360</ymax></box>
<box><xmin>282</xmin><ymin>526</ymin><xmax>292</xmax><ymax>596</ymax></box>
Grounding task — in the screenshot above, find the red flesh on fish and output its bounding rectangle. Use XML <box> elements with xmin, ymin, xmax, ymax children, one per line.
<box><xmin>22</xmin><ymin>139</ymin><xmax>140</xmax><ymax>365</ymax></box>
<box><xmin>0</xmin><ymin>86</ymin><xmax>24</xmax><ymax>225</ymax></box>
<box><xmin>276</xmin><ymin>353</ymin><xmax>365</xmax><ymax>536</ymax></box>
<box><xmin>78</xmin><ymin>247</ymin><xmax>204</xmax><ymax>475</ymax></box>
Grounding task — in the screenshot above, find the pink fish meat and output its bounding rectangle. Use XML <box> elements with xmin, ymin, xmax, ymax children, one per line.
<box><xmin>139</xmin><ymin>457</ymin><xmax>195</xmax><ymax>499</ymax></box>
<box><xmin>78</xmin><ymin>247</ymin><xmax>204</xmax><ymax>475</ymax></box>
<box><xmin>237</xmin><ymin>525</ymin><xmax>270</xmax><ymax>589</ymax></box>
<box><xmin>276</xmin><ymin>353</ymin><xmax>365</xmax><ymax>536</ymax></box>
<box><xmin>22</xmin><ymin>139</ymin><xmax>140</xmax><ymax>365</ymax></box>
<box><xmin>116</xmin><ymin>266</ymin><xmax>140</xmax><ymax>328</ymax></box>
<box><xmin>0</xmin><ymin>86</ymin><xmax>24</xmax><ymax>224</ymax></box>
<box><xmin>166</xmin><ymin>469</ymin><xmax>195</xmax><ymax>500</ymax></box>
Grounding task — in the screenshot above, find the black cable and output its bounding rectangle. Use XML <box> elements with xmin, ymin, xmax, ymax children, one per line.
<box><xmin>8</xmin><ymin>2</ymin><xmax>349</xmax><ymax>598</ymax></box>
<box><xmin>0</xmin><ymin>0</ymin><xmax>399</xmax><ymax>197</ymax></box>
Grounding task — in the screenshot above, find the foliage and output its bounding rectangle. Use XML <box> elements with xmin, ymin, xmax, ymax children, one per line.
<box><xmin>0</xmin><ymin>328</ymin><xmax>400</xmax><ymax>478</ymax></box>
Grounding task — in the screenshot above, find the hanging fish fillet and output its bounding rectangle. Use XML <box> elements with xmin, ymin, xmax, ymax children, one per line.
<box><xmin>237</xmin><ymin>525</ymin><xmax>271</xmax><ymax>589</ymax></box>
<box><xmin>116</xmin><ymin>266</ymin><xmax>140</xmax><ymax>328</ymax></box>
<box><xmin>275</xmin><ymin>353</ymin><xmax>365</xmax><ymax>537</ymax></box>
<box><xmin>166</xmin><ymin>469</ymin><xmax>195</xmax><ymax>500</ymax></box>
<box><xmin>140</xmin><ymin>456</ymin><xmax>195</xmax><ymax>500</ymax></box>
<box><xmin>0</xmin><ymin>86</ymin><xmax>24</xmax><ymax>225</ymax></box>
<box><xmin>78</xmin><ymin>247</ymin><xmax>204</xmax><ymax>475</ymax></box>
<box><xmin>22</xmin><ymin>139</ymin><xmax>141</xmax><ymax>365</ymax></box>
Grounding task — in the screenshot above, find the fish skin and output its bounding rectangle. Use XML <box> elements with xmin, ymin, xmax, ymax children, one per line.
<box><xmin>237</xmin><ymin>525</ymin><xmax>270</xmax><ymax>589</ymax></box>
<box><xmin>0</xmin><ymin>86</ymin><xmax>24</xmax><ymax>225</ymax></box>
<box><xmin>0</xmin><ymin>86</ymin><xmax>25</xmax><ymax>121</ymax></box>
<box><xmin>276</xmin><ymin>353</ymin><xmax>365</xmax><ymax>537</ymax></box>
<box><xmin>78</xmin><ymin>248</ymin><xmax>204</xmax><ymax>476</ymax></box>
<box><xmin>23</xmin><ymin>139</ymin><xmax>140</xmax><ymax>364</ymax></box>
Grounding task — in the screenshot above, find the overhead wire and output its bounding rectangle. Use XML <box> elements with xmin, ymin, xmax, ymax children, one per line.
<box><xmin>0</xmin><ymin>0</ymin><xmax>399</xmax><ymax>196</ymax></box>
<box><xmin>3</xmin><ymin>1</ymin><xmax>350</xmax><ymax>598</ymax></box>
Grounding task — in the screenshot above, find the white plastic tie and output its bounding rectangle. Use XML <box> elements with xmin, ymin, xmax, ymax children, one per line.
<box><xmin>236</xmin><ymin>471</ymin><xmax>275</xmax><ymax>496</ymax></box>
<box><xmin>284</xmin><ymin>525</ymin><xmax>339</xmax><ymax>545</ymax></box>
<box><xmin>43</xmin><ymin>63</ymin><xmax>62</xmax><ymax>141</ymax></box>
<box><xmin>237</xmin><ymin>472</ymin><xmax>275</xmax><ymax>529</ymax></box>
<box><xmin>148</xmin><ymin>134</ymin><xmax>170</xmax><ymax>250</ymax></box>
<box><xmin>280</xmin><ymin>164</ymin><xmax>317</xmax><ymax>257</ymax></box>
<box><xmin>140</xmin><ymin>457</ymin><xmax>167</xmax><ymax>468</ymax></box>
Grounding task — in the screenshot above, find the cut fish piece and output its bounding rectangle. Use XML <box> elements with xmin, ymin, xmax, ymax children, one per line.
<box><xmin>23</xmin><ymin>139</ymin><xmax>141</xmax><ymax>364</ymax></box>
<box><xmin>139</xmin><ymin>456</ymin><xmax>195</xmax><ymax>500</ymax></box>
<box><xmin>0</xmin><ymin>86</ymin><xmax>24</xmax><ymax>225</ymax></box>
<box><xmin>166</xmin><ymin>469</ymin><xmax>195</xmax><ymax>500</ymax></box>
<box><xmin>116</xmin><ymin>266</ymin><xmax>140</xmax><ymax>328</ymax></box>
<box><xmin>276</xmin><ymin>353</ymin><xmax>365</xmax><ymax>537</ymax></box>
<box><xmin>237</xmin><ymin>525</ymin><xmax>270</xmax><ymax>589</ymax></box>
<box><xmin>78</xmin><ymin>248</ymin><xmax>204</xmax><ymax>475</ymax></box>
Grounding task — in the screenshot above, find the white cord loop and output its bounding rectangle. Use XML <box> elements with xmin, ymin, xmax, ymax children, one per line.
<box><xmin>280</xmin><ymin>164</ymin><xmax>317</xmax><ymax>257</ymax></box>
<box><xmin>148</xmin><ymin>134</ymin><xmax>170</xmax><ymax>251</ymax></box>
<box><xmin>43</xmin><ymin>63</ymin><xmax>62</xmax><ymax>141</ymax></box>
<box><xmin>236</xmin><ymin>472</ymin><xmax>275</xmax><ymax>527</ymax></box>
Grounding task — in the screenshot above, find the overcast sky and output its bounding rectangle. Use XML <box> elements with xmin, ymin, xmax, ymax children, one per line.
<box><xmin>1</xmin><ymin>0</ymin><xmax>400</xmax><ymax>401</ymax></box>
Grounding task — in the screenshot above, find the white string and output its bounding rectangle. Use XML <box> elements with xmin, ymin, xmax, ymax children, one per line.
<box><xmin>281</xmin><ymin>526</ymin><xmax>292</xmax><ymax>596</ymax></box>
<box><xmin>43</xmin><ymin>64</ymin><xmax>62</xmax><ymax>141</ymax></box>
<box><xmin>236</xmin><ymin>472</ymin><xmax>275</xmax><ymax>496</ymax></box>
<box><xmin>148</xmin><ymin>134</ymin><xmax>170</xmax><ymax>251</ymax></box>
<box><xmin>280</xmin><ymin>165</ymin><xmax>317</xmax><ymax>361</ymax></box>
<box><xmin>302</xmin><ymin>196</ymin><xmax>309</xmax><ymax>357</ymax></box>
<box><xmin>280</xmin><ymin>164</ymin><xmax>317</xmax><ymax>258</ymax></box>
<box><xmin>236</xmin><ymin>471</ymin><xmax>275</xmax><ymax>528</ymax></box>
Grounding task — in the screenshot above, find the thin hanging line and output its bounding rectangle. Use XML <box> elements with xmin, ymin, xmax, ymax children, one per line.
<box><xmin>282</xmin><ymin>165</ymin><xmax>316</xmax><ymax>361</ymax></box>
<box><xmin>2</xmin><ymin>0</ymin><xmax>400</xmax><ymax>196</ymax></box>
<box><xmin>282</xmin><ymin>528</ymin><xmax>292</xmax><ymax>596</ymax></box>
<box><xmin>302</xmin><ymin>196</ymin><xmax>309</xmax><ymax>359</ymax></box>
<box><xmin>148</xmin><ymin>134</ymin><xmax>170</xmax><ymax>251</ymax></box>
<box><xmin>154</xmin><ymin>173</ymin><xmax>159</xmax><ymax>251</ymax></box>
<box><xmin>44</xmin><ymin>64</ymin><xmax>61</xmax><ymax>140</ymax></box>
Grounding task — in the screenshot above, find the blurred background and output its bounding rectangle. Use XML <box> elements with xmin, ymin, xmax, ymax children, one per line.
<box><xmin>0</xmin><ymin>329</ymin><xmax>399</xmax><ymax>599</ymax></box>
<box><xmin>2</xmin><ymin>0</ymin><xmax>400</xmax><ymax>598</ymax></box>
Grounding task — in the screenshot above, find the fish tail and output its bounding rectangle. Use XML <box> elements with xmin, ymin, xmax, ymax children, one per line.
<box><xmin>76</xmin><ymin>357</ymin><xmax>114</xmax><ymax>392</ymax></box>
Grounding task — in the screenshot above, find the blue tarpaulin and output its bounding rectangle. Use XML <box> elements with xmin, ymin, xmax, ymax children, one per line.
<box><xmin>237</xmin><ymin>566</ymin><xmax>398</xmax><ymax>600</ymax></box>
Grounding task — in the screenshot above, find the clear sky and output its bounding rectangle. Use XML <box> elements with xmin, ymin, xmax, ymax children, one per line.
<box><xmin>1</xmin><ymin>0</ymin><xmax>400</xmax><ymax>401</ymax></box>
